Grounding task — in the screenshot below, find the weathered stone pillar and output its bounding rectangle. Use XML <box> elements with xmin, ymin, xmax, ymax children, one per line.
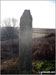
<box><xmin>19</xmin><ymin>10</ymin><xmax>32</xmax><ymax>74</ymax></box>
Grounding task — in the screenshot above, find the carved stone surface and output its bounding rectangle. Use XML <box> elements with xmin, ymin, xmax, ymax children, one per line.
<box><xmin>19</xmin><ymin>10</ymin><xmax>32</xmax><ymax>74</ymax></box>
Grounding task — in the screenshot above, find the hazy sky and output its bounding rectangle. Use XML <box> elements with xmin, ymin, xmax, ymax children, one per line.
<box><xmin>1</xmin><ymin>1</ymin><xmax>55</xmax><ymax>29</ymax></box>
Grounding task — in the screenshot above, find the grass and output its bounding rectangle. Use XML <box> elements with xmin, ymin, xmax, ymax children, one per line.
<box><xmin>1</xmin><ymin>59</ymin><xmax>55</xmax><ymax>74</ymax></box>
<box><xmin>32</xmin><ymin>60</ymin><xmax>55</xmax><ymax>73</ymax></box>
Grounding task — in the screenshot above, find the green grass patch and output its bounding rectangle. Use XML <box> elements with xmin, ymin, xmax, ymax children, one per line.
<box><xmin>32</xmin><ymin>60</ymin><xmax>55</xmax><ymax>73</ymax></box>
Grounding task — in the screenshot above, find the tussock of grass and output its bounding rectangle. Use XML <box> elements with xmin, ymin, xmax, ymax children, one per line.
<box><xmin>32</xmin><ymin>60</ymin><xmax>55</xmax><ymax>73</ymax></box>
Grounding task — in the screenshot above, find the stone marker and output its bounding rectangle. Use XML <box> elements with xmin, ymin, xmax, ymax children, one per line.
<box><xmin>19</xmin><ymin>10</ymin><xmax>32</xmax><ymax>74</ymax></box>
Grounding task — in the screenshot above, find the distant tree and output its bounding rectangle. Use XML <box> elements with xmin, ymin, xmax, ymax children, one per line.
<box><xmin>12</xmin><ymin>18</ymin><xmax>17</xmax><ymax>27</ymax></box>
<box><xmin>1</xmin><ymin>18</ymin><xmax>18</xmax><ymax>41</ymax></box>
<box><xmin>3</xmin><ymin>18</ymin><xmax>11</xmax><ymax>27</ymax></box>
<box><xmin>2</xmin><ymin>18</ymin><xmax>18</xmax><ymax>27</ymax></box>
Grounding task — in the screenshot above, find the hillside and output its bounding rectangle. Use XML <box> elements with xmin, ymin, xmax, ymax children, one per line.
<box><xmin>0</xmin><ymin>27</ymin><xmax>55</xmax><ymax>74</ymax></box>
<box><xmin>0</xmin><ymin>27</ymin><xmax>55</xmax><ymax>41</ymax></box>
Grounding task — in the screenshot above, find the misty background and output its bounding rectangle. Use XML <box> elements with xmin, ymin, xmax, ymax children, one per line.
<box><xmin>1</xmin><ymin>0</ymin><xmax>55</xmax><ymax>29</ymax></box>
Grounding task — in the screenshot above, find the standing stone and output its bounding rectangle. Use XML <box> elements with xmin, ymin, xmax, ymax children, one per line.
<box><xmin>19</xmin><ymin>10</ymin><xmax>32</xmax><ymax>74</ymax></box>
